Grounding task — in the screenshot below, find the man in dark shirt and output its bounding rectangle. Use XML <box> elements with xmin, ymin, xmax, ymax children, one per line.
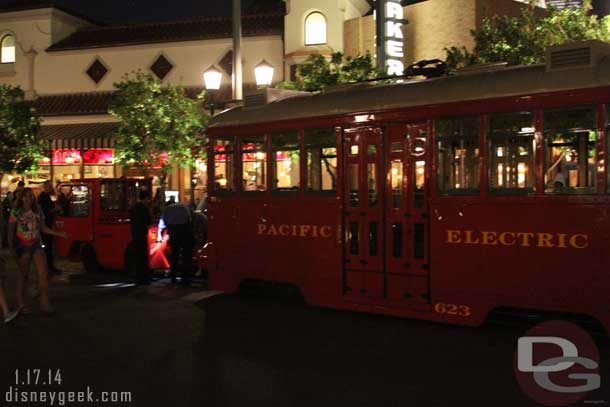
<box><xmin>38</xmin><ymin>181</ymin><xmax>61</xmax><ymax>275</ymax></box>
<box><xmin>129</xmin><ymin>190</ymin><xmax>152</xmax><ymax>285</ymax></box>
<box><xmin>11</xmin><ymin>181</ymin><xmax>25</xmax><ymax>205</ymax></box>
<box><xmin>158</xmin><ymin>201</ymin><xmax>193</xmax><ymax>285</ymax></box>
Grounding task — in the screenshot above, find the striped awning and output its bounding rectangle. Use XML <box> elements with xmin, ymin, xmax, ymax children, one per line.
<box><xmin>41</xmin><ymin>122</ymin><xmax>118</xmax><ymax>150</ymax></box>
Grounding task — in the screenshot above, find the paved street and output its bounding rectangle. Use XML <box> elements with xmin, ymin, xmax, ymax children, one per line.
<box><xmin>0</xmin><ymin>251</ymin><xmax>609</xmax><ymax>407</ymax></box>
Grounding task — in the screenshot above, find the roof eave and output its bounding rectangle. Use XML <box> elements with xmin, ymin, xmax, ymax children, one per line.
<box><xmin>46</xmin><ymin>31</ymin><xmax>283</xmax><ymax>53</ymax></box>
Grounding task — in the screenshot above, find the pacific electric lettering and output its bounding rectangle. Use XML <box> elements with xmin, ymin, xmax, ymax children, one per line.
<box><xmin>446</xmin><ymin>230</ymin><xmax>589</xmax><ymax>249</ymax></box>
<box><xmin>385</xmin><ymin>1</ymin><xmax>405</xmax><ymax>76</ymax></box>
<box><xmin>258</xmin><ymin>224</ymin><xmax>333</xmax><ymax>238</ymax></box>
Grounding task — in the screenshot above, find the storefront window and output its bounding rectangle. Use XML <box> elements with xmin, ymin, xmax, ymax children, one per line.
<box><xmin>83</xmin><ymin>149</ymin><xmax>115</xmax><ymax>179</ymax></box>
<box><xmin>544</xmin><ymin>106</ymin><xmax>597</xmax><ymax>194</ymax></box>
<box><xmin>53</xmin><ymin>149</ymin><xmax>82</xmax><ymax>183</ymax></box>
<box><xmin>436</xmin><ymin>116</ymin><xmax>480</xmax><ymax>193</ymax></box>
<box><xmin>271</xmin><ymin>131</ymin><xmax>299</xmax><ymax>193</ymax></box>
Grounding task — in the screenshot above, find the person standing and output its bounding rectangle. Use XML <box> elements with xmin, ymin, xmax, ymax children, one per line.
<box><xmin>1</xmin><ymin>191</ymin><xmax>13</xmax><ymax>248</ymax></box>
<box><xmin>38</xmin><ymin>181</ymin><xmax>61</xmax><ymax>277</ymax></box>
<box><xmin>12</xmin><ymin>181</ymin><xmax>25</xmax><ymax>204</ymax></box>
<box><xmin>8</xmin><ymin>188</ymin><xmax>68</xmax><ymax>314</ymax></box>
<box><xmin>128</xmin><ymin>190</ymin><xmax>152</xmax><ymax>285</ymax></box>
<box><xmin>158</xmin><ymin>201</ymin><xmax>193</xmax><ymax>285</ymax></box>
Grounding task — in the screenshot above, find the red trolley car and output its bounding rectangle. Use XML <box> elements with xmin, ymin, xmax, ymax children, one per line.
<box><xmin>54</xmin><ymin>178</ymin><xmax>170</xmax><ymax>272</ymax></box>
<box><xmin>204</xmin><ymin>41</ymin><xmax>610</xmax><ymax>333</ymax></box>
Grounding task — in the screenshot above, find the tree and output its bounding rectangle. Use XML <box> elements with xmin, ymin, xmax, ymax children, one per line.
<box><xmin>445</xmin><ymin>0</ymin><xmax>610</xmax><ymax>70</ymax></box>
<box><xmin>108</xmin><ymin>72</ymin><xmax>208</xmax><ymax>195</ymax></box>
<box><xmin>277</xmin><ymin>52</ymin><xmax>381</xmax><ymax>92</ymax></box>
<box><xmin>0</xmin><ymin>84</ymin><xmax>44</xmax><ymax>183</ymax></box>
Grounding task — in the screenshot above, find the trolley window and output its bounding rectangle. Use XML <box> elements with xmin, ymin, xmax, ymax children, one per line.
<box><xmin>241</xmin><ymin>135</ymin><xmax>267</xmax><ymax>192</ymax></box>
<box><xmin>488</xmin><ymin>112</ymin><xmax>535</xmax><ymax>193</ymax></box>
<box><xmin>305</xmin><ymin>128</ymin><xmax>337</xmax><ymax>194</ymax></box>
<box><xmin>544</xmin><ymin>106</ymin><xmax>597</xmax><ymax>194</ymax></box>
<box><xmin>100</xmin><ymin>180</ymin><xmax>125</xmax><ymax>211</ymax></box>
<box><xmin>58</xmin><ymin>185</ymin><xmax>89</xmax><ymax>217</ymax></box>
<box><xmin>436</xmin><ymin>116</ymin><xmax>480</xmax><ymax>194</ymax></box>
<box><xmin>212</xmin><ymin>138</ymin><xmax>235</xmax><ymax>193</ymax></box>
<box><xmin>271</xmin><ymin>131</ymin><xmax>300</xmax><ymax>193</ymax></box>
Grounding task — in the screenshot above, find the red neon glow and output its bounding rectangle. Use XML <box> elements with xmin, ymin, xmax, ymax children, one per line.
<box><xmin>51</xmin><ymin>149</ymin><xmax>82</xmax><ymax>165</ymax></box>
<box><xmin>83</xmin><ymin>149</ymin><xmax>114</xmax><ymax>164</ymax></box>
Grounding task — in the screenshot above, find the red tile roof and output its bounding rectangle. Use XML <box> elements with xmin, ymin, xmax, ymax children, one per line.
<box><xmin>47</xmin><ymin>13</ymin><xmax>284</xmax><ymax>52</ymax></box>
<box><xmin>32</xmin><ymin>92</ymin><xmax>115</xmax><ymax>116</ymax></box>
<box><xmin>30</xmin><ymin>85</ymin><xmax>251</xmax><ymax>116</ymax></box>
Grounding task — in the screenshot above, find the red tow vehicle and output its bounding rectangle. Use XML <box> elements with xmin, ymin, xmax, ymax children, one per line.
<box><xmin>54</xmin><ymin>178</ymin><xmax>170</xmax><ymax>273</ymax></box>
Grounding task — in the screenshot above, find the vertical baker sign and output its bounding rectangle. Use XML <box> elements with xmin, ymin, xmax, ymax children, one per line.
<box><xmin>375</xmin><ymin>0</ymin><xmax>407</xmax><ymax>76</ymax></box>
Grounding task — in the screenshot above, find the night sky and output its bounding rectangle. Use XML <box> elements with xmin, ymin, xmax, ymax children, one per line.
<box><xmin>0</xmin><ymin>0</ymin><xmax>285</xmax><ymax>25</ymax></box>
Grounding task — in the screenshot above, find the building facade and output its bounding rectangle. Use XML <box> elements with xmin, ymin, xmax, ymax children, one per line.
<box><xmin>0</xmin><ymin>0</ymin><xmax>566</xmax><ymax>200</ymax></box>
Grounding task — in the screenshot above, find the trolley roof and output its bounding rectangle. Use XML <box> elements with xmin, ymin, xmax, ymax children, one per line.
<box><xmin>208</xmin><ymin>55</ymin><xmax>610</xmax><ymax>130</ymax></box>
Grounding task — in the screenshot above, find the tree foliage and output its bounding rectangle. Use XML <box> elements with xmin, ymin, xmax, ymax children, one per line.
<box><xmin>108</xmin><ymin>72</ymin><xmax>208</xmax><ymax>175</ymax></box>
<box><xmin>0</xmin><ymin>85</ymin><xmax>43</xmax><ymax>176</ymax></box>
<box><xmin>445</xmin><ymin>0</ymin><xmax>610</xmax><ymax>69</ymax></box>
<box><xmin>277</xmin><ymin>52</ymin><xmax>381</xmax><ymax>92</ymax></box>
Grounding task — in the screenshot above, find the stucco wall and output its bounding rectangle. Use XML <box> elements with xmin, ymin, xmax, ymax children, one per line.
<box><xmin>0</xmin><ymin>8</ymin><xmax>91</xmax><ymax>94</ymax></box>
<box><xmin>0</xmin><ymin>12</ymin><xmax>53</xmax><ymax>90</ymax></box>
<box><xmin>37</xmin><ymin>35</ymin><xmax>284</xmax><ymax>94</ymax></box>
<box><xmin>51</xmin><ymin>10</ymin><xmax>91</xmax><ymax>44</ymax></box>
<box><xmin>0</xmin><ymin>9</ymin><xmax>284</xmax><ymax>95</ymax></box>
<box><xmin>285</xmin><ymin>0</ymin><xmax>346</xmax><ymax>55</ymax></box>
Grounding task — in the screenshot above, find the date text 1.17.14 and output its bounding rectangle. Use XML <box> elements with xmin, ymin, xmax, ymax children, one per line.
<box><xmin>14</xmin><ymin>369</ymin><xmax>62</xmax><ymax>386</ymax></box>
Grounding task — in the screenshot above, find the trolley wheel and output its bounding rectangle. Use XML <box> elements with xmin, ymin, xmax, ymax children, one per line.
<box><xmin>80</xmin><ymin>244</ymin><xmax>100</xmax><ymax>273</ymax></box>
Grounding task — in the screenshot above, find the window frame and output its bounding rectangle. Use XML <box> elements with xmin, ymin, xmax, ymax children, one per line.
<box><xmin>0</xmin><ymin>33</ymin><xmax>15</xmax><ymax>64</ymax></box>
<box><xmin>435</xmin><ymin>115</ymin><xmax>482</xmax><ymax>195</ymax></box>
<box><xmin>542</xmin><ymin>105</ymin><xmax>598</xmax><ymax>195</ymax></box>
<box><xmin>304</xmin><ymin>11</ymin><xmax>327</xmax><ymax>46</ymax></box>
<box><xmin>210</xmin><ymin>137</ymin><xmax>236</xmax><ymax>196</ymax></box>
<box><xmin>304</xmin><ymin>127</ymin><xmax>338</xmax><ymax>196</ymax></box>
<box><xmin>100</xmin><ymin>180</ymin><xmax>127</xmax><ymax>212</ymax></box>
<box><xmin>487</xmin><ymin>111</ymin><xmax>536</xmax><ymax>195</ymax></box>
<box><xmin>270</xmin><ymin>131</ymin><xmax>301</xmax><ymax>195</ymax></box>
<box><xmin>240</xmin><ymin>135</ymin><xmax>268</xmax><ymax>195</ymax></box>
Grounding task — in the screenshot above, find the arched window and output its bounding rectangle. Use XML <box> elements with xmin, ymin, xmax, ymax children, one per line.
<box><xmin>304</xmin><ymin>12</ymin><xmax>326</xmax><ymax>45</ymax></box>
<box><xmin>1</xmin><ymin>34</ymin><xmax>15</xmax><ymax>63</ymax></box>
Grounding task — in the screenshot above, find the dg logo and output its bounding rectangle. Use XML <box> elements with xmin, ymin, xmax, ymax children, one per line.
<box><xmin>514</xmin><ymin>320</ymin><xmax>601</xmax><ymax>406</ymax></box>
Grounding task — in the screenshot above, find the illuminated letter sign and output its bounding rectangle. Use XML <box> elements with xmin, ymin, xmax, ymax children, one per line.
<box><xmin>385</xmin><ymin>0</ymin><xmax>404</xmax><ymax>76</ymax></box>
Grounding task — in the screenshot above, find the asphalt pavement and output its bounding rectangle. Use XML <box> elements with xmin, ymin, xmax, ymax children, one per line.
<box><xmin>0</xmin><ymin>251</ymin><xmax>609</xmax><ymax>407</ymax></box>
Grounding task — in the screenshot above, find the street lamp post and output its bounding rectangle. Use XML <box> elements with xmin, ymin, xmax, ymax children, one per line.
<box><xmin>203</xmin><ymin>65</ymin><xmax>222</xmax><ymax>115</ymax></box>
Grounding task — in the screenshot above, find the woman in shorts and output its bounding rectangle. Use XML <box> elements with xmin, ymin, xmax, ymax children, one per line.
<box><xmin>8</xmin><ymin>188</ymin><xmax>68</xmax><ymax>315</ymax></box>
